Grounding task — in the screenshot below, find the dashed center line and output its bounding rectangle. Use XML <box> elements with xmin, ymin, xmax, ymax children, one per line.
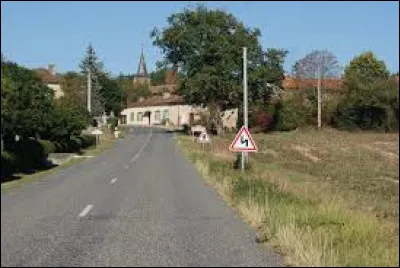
<box><xmin>78</xmin><ymin>204</ymin><xmax>93</xmax><ymax>218</ymax></box>
<box><xmin>110</xmin><ymin>177</ymin><xmax>118</xmax><ymax>184</ymax></box>
<box><xmin>130</xmin><ymin>128</ymin><xmax>153</xmax><ymax>163</ymax></box>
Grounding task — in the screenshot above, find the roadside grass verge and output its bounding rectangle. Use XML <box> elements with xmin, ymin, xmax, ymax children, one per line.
<box><xmin>175</xmin><ymin>128</ymin><xmax>399</xmax><ymax>267</ymax></box>
<box><xmin>1</xmin><ymin>128</ymin><xmax>118</xmax><ymax>192</ymax></box>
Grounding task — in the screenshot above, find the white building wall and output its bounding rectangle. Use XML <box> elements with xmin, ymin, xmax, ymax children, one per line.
<box><xmin>119</xmin><ymin>105</ymin><xmax>237</xmax><ymax>129</ymax></box>
<box><xmin>47</xmin><ymin>84</ymin><xmax>64</xmax><ymax>99</ymax></box>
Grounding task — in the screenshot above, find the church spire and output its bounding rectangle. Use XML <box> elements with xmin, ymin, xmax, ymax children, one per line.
<box><xmin>137</xmin><ymin>46</ymin><xmax>148</xmax><ymax>77</ymax></box>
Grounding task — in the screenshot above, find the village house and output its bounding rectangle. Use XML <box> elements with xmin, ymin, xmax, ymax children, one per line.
<box><xmin>118</xmin><ymin>50</ymin><xmax>238</xmax><ymax>129</ymax></box>
<box><xmin>34</xmin><ymin>64</ymin><xmax>64</xmax><ymax>99</ymax></box>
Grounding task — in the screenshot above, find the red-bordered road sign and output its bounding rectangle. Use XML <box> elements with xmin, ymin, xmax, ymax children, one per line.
<box><xmin>229</xmin><ymin>125</ymin><xmax>258</xmax><ymax>152</ymax></box>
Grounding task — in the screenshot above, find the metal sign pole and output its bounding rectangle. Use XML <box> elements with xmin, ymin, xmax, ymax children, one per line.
<box><xmin>87</xmin><ymin>68</ymin><xmax>91</xmax><ymax>113</ymax></box>
<box><xmin>242</xmin><ymin>47</ymin><xmax>248</xmax><ymax>171</ymax></box>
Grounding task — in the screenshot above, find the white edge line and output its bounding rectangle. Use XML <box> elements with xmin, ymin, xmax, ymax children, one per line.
<box><xmin>78</xmin><ymin>204</ymin><xmax>93</xmax><ymax>218</ymax></box>
<box><xmin>130</xmin><ymin>128</ymin><xmax>153</xmax><ymax>163</ymax></box>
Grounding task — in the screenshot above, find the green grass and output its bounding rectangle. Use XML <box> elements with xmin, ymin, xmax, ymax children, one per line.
<box><xmin>175</xmin><ymin>128</ymin><xmax>399</xmax><ymax>267</ymax></box>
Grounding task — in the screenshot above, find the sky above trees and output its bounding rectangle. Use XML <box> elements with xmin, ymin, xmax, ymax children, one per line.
<box><xmin>1</xmin><ymin>1</ymin><xmax>398</xmax><ymax>75</ymax></box>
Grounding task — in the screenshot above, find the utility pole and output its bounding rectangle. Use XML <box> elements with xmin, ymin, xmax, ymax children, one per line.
<box><xmin>242</xmin><ymin>47</ymin><xmax>248</xmax><ymax>171</ymax></box>
<box><xmin>87</xmin><ymin>68</ymin><xmax>91</xmax><ymax>113</ymax></box>
<box><xmin>317</xmin><ymin>65</ymin><xmax>322</xmax><ymax>129</ymax></box>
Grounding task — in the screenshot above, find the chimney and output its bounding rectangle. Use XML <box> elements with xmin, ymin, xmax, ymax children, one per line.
<box><xmin>48</xmin><ymin>64</ymin><xmax>56</xmax><ymax>75</ymax></box>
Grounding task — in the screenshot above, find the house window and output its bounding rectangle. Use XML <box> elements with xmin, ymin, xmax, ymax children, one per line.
<box><xmin>155</xmin><ymin>110</ymin><xmax>161</xmax><ymax>121</ymax></box>
<box><xmin>163</xmin><ymin>109</ymin><xmax>169</xmax><ymax>120</ymax></box>
<box><xmin>130</xmin><ymin>112</ymin><xmax>135</xmax><ymax>122</ymax></box>
<box><xmin>137</xmin><ymin>112</ymin><xmax>143</xmax><ymax>122</ymax></box>
<box><xmin>120</xmin><ymin>115</ymin><xmax>127</xmax><ymax>124</ymax></box>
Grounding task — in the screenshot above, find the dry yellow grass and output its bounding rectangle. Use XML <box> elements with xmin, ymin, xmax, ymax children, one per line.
<box><xmin>176</xmin><ymin>127</ymin><xmax>399</xmax><ymax>267</ymax></box>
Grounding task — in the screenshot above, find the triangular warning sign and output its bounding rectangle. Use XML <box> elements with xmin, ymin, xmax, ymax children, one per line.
<box><xmin>197</xmin><ymin>130</ymin><xmax>211</xmax><ymax>143</ymax></box>
<box><xmin>229</xmin><ymin>126</ymin><xmax>258</xmax><ymax>152</ymax></box>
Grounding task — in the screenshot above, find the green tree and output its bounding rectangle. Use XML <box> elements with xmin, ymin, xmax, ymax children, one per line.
<box><xmin>115</xmin><ymin>75</ymin><xmax>151</xmax><ymax>105</ymax></box>
<box><xmin>150</xmin><ymin>68</ymin><xmax>167</xmax><ymax>86</ymax></box>
<box><xmin>151</xmin><ymin>5</ymin><xmax>285</xmax><ymax>132</ymax></box>
<box><xmin>343</xmin><ymin>51</ymin><xmax>390</xmax><ymax>87</ymax></box>
<box><xmin>115</xmin><ymin>74</ymin><xmax>133</xmax><ymax>108</ymax></box>
<box><xmin>44</xmin><ymin>97</ymin><xmax>89</xmax><ymax>142</ymax></box>
<box><xmin>130</xmin><ymin>82</ymin><xmax>151</xmax><ymax>103</ymax></box>
<box><xmin>60</xmin><ymin>71</ymin><xmax>87</xmax><ymax>108</ymax></box>
<box><xmin>79</xmin><ymin>43</ymin><xmax>105</xmax><ymax>117</ymax></box>
<box><xmin>98</xmin><ymin>73</ymin><xmax>124</xmax><ymax>115</ymax></box>
<box><xmin>335</xmin><ymin>52</ymin><xmax>398</xmax><ymax>131</ymax></box>
<box><xmin>1</xmin><ymin>60</ymin><xmax>54</xmax><ymax>144</ymax></box>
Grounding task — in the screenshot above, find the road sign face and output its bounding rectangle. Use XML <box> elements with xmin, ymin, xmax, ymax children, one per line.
<box><xmin>197</xmin><ymin>131</ymin><xmax>211</xmax><ymax>143</ymax></box>
<box><xmin>91</xmin><ymin>129</ymin><xmax>103</xmax><ymax>135</ymax></box>
<box><xmin>229</xmin><ymin>126</ymin><xmax>258</xmax><ymax>152</ymax></box>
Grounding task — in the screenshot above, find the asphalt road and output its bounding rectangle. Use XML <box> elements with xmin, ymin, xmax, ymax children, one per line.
<box><xmin>1</xmin><ymin>127</ymin><xmax>281</xmax><ymax>267</ymax></box>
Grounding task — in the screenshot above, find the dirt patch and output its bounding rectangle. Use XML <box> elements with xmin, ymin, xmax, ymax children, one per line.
<box><xmin>292</xmin><ymin>145</ymin><xmax>320</xmax><ymax>163</ymax></box>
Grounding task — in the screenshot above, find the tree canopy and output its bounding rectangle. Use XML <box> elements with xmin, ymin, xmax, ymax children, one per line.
<box><xmin>293</xmin><ymin>50</ymin><xmax>340</xmax><ymax>79</ymax></box>
<box><xmin>1</xmin><ymin>60</ymin><xmax>54</xmax><ymax>141</ymax></box>
<box><xmin>150</xmin><ymin>68</ymin><xmax>167</xmax><ymax>86</ymax></box>
<box><xmin>344</xmin><ymin>51</ymin><xmax>390</xmax><ymax>87</ymax></box>
<box><xmin>151</xmin><ymin>5</ymin><xmax>287</xmax><ymax>114</ymax></box>
<box><xmin>98</xmin><ymin>73</ymin><xmax>124</xmax><ymax>115</ymax></box>
<box><xmin>79</xmin><ymin>43</ymin><xmax>105</xmax><ymax>117</ymax></box>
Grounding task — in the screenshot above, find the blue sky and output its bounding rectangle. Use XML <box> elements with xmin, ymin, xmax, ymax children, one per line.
<box><xmin>1</xmin><ymin>1</ymin><xmax>399</xmax><ymax>76</ymax></box>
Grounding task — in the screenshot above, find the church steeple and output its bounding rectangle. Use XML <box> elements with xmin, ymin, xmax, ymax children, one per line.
<box><xmin>137</xmin><ymin>47</ymin><xmax>148</xmax><ymax>77</ymax></box>
<box><xmin>133</xmin><ymin>46</ymin><xmax>151</xmax><ymax>87</ymax></box>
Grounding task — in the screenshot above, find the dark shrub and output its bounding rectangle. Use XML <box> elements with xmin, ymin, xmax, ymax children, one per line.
<box><xmin>274</xmin><ymin>97</ymin><xmax>307</xmax><ymax>131</ymax></box>
<box><xmin>333</xmin><ymin>79</ymin><xmax>399</xmax><ymax>131</ymax></box>
<box><xmin>80</xmin><ymin>134</ymin><xmax>96</xmax><ymax>149</ymax></box>
<box><xmin>1</xmin><ymin>151</ymin><xmax>17</xmax><ymax>179</ymax></box>
<box><xmin>67</xmin><ymin>136</ymin><xmax>83</xmax><ymax>152</ymax></box>
<box><xmin>38</xmin><ymin>140</ymin><xmax>56</xmax><ymax>157</ymax></box>
<box><xmin>107</xmin><ymin>117</ymin><xmax>118</xmax><ymax>131</ymax></box>
<box><xmin>254</xmin><ymin>110</ymin><xmax>274</xmax><ymax>132</ymax></box>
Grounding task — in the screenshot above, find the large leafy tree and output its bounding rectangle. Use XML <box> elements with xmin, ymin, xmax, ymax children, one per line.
<box><xmin>151</xmin><ymin>5</ymin><xmax>286</xmax><ymax>132</ymax></box>
<box><xmin>1</xmin><ymin>60</ymin><xmax>54</xmax><ymax>144</ymax></box>
<box><xmin>335</xmin><ymin>51</ymin><xmax>398</xmax><ymax>131</ymax></box>
<box><xmin>292</xmin><ymin>50</ymin><xmax>340</xmax><ymax>128</ymax></box>
<box><xmin>79</xmin><ymin>43</ymin><xmax>105</xmax><ymax>117</ymax></box>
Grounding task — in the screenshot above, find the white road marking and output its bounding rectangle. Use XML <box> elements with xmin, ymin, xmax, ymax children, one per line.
<box><xmin>124</xmin><ymin>165</ymin><xmax>129</xmax><ymax>169</ymax></box>
<box><xmin>110</xmin><ymin>177</ymin><xmax>118</xmax><ymax>184</ymax></box>
<box><xmin>78</xmin><ymin>204</ymin><xmax>93</xmax><ymax>218</ymax></box>
<box><xmin>130</xmin><ymin>128</ymin><xmax>153</xmax><ymax>163</ymax></box>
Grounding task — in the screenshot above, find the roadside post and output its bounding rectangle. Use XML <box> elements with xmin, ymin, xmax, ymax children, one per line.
<box><xmin>91</xmin><ymin>129</ymin><xmax>103</xmax><ymax>147</ymax></box>
<box><xmin>228</xmin><ymin>47</ymin><xmax>258</xmax><ymax>171</ymax></box>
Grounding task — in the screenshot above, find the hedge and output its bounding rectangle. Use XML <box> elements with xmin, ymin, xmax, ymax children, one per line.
<box><xmin>1</xmin><ymin>134</ymin><xmax>98</xmax><ymax>179</ymax></box>
<box><xmin>1</xmin><ymin>151</ymin><xmax>17</xmax><ymax>180</ymax></box>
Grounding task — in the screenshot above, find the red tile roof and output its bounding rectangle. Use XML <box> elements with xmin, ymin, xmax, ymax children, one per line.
<box><xmin>150</xmin><ymin>84</ymin><xmax>178</xmax><ymax>95</ymax></box>
<box><xmin>282</xmin><ymin>76</ymin><xmax>342</xmax><ymax>91</ymax></box>
<box><xmin>127</xmin><ymin>94</ymin><xmax>183</xmax><ymax>108</ymax></box>
<box><xmin>34</xmin><ymin>68</ymin><xmax>61</xmax><ymax>84</ymax></box>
